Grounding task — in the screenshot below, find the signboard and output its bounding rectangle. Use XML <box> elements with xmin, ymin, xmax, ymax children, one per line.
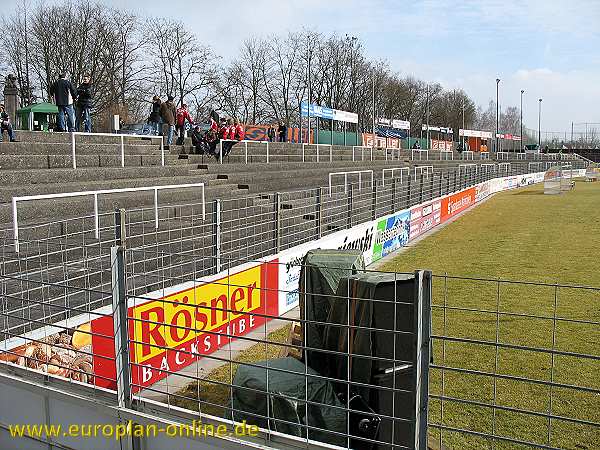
<box><xmin>300</xmin><ymin>102</ymin><xmax>358</xmax><ymax>124</ymax></box>
<box><xmin>422</xmin><ymin>125</ymin><xmax>453</xmax><ymax>134</ymax></box>
<box><xmin>410</xmin><ymin>200</ymin><xmax>441</xmax><ymax>240</ymax></box>
<box><xmin>377</xmin><ymin>118</ymin><xmax>410</xmax><ymax>130</ymax></box>
<box><xmin>431</xmin><ymin>139</ymin><xmax>453</xmax><ymax>151</ymax></box>
<box><xmin>460</xmin><ymin>129</ymin><xmax>493</xmax><ymax>139</ymax></box>
<box><xmin>92</xmin><ymin>261</ymin><xmax>280</xmax><ymax>391</ymax></box>
<box><xmin>372</xmin><ymin>210</ymin><xmax>411</xmax><ymax>262</ymax></box>
<box><xmin>441</xmin><ymin>188</ymin><xmax>476</xmax><ymax>222</ymax></box>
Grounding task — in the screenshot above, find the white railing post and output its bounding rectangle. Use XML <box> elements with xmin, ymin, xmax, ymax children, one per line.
<box><xmin>120</xmin><ymin>135</ymin><xmax>125</xmax><ymax>167</ymax></box>
<box><xmin>245</xmin><ymin>141</ymin><xmax>248</xmax><ymax>164</ymax></box>
<box><xmin>266</xmin><ymin>141</ymin><xmax>269</xmax><ymax>163</ymax></box>
<box><xmin>71</xmin><ymin>132</ymin><xmax>76</xmax><ymax>169</ymax></box>
<box><xmin>371</xmin><ymin>147</ymin><xmax>373</xmax><ymax>161</ymax></box>
<box><xmin>344</xmin><ymin>173</ymin><xmax>348</xmax><ymax>193</ymax></box>
<box><xmin>317</xmin><ymin>145</ymin><xmax>319</xmax><ymax>163</ymax></box>
<box><xmin>160</xmin><ymin>136</ymin><xmax>165</xmax><ymax>166</ymax></box>
<box><xmin>302</xmin><ymin>143</ymin><xmax>305</xmax><ymax>162</ymax></box>
<box><xmin>330</xmin><ymin>145</ymin><xmax>333</xmax><ymax>162</ymax></box>
<box><xmin>219</xmin><ymin>141</ymin><xmax>223</xmax><ymax>164</ymax></box>
<box><xmin>93</xmin><ymin>194</ymin><xmax>99</xmax><ymax>239</ymax></box>
<box><xmin>154</xmin><ymin>188</ymin><xmax>159</xmax><ymax>229</ymax></box>
<box><xmin>12</xmin><ymin>198</ymin><xmax>19</xmax><ymax>253</ymax></box>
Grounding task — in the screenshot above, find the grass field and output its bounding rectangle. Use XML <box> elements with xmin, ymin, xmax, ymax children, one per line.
<box><xmin>379</xmin><ymin>181</ymin><xmax>600</xmax><ymax>450</ymax></box>
<box><xmin>173</xmin><ymin>181</ymin><xmax>600</xmax><ymax>450</ymax></box>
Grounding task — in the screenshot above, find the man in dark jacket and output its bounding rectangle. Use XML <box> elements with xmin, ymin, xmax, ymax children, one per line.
<box><xmin>160</xmin><ymin>95</ymin><xmax>177</xmax><ymax>147</ymax></box>
<box><xmin>49</xmin><ymin>73</ymin><xmax>77</xmax><ymax>132</ymax></box>
<box><xmin>75</xmin><ymin>74</ymin><xmax>93</xmax><ymax>133</ymax></box>
<box><xmin>0</xmin><ymin>104</ymin><xmax>17</xmax><ymax>142</ymax></box>
<box><xmin>277</xmin><ymin>122</ymin><xmax>287</xmax><ymax>142</ymax></box>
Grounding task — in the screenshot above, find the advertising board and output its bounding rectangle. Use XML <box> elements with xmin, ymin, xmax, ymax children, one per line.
<box><xmin>277</xmin><ymin>221</ymin><xmax>376</xmax><ymax>314</ymax></box>
<box><xmin>441</xmin><ymin>188</ymin><xmax>476</xmax><ymax>222</ymax></box>
<box><xmin>372</xmin><ymin>210</ymin><xmax>411</xmax><ymax>262</ymax></box>
<box><xmin>410</xmin><ymin>200</ymin><xmax>441</xmax><ymax>240</ymax></box>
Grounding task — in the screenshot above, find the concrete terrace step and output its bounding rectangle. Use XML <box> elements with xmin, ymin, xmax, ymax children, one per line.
<box><xmin>0</xmin><ymin>182</ymin><xmax>240</xmax><ymax>224</ymax></box>
<box><xmin>0</xmin><ymin>165</ymin><xmax>194</xmax><ymax>186</ymax></box>
<box><xmin>0</xmin><ymin>142</ymin><xmax>161</xmax><ymax>155</ymax></box>
<box><xmin>0</xmin><ymin>173</ymin><xmax>230</xmax><ymax>203</ymax></box>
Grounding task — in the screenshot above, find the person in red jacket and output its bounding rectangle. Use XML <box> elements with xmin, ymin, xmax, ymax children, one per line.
<box><xmin>176</xmin><ymin>104</ymin><xmax>194</xmax><ymax>142</ymax></box>
<box><xmin>234</xmin><ymin>119</ymin><xmax>245</xmax><ymax>141</ymax></box>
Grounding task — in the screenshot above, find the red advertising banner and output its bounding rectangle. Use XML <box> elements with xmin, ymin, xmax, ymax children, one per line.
<box><xmin>92</xmin><ymin>261</ymin><xmax>279</xmax><ymax>392</ymax></box>
<box><xmin>244</xmin><ymin>125</ymin><xmax>311</xmax><ymax>143</ymax></box>
<box><xmin>410</xmin><ymin>200</ymin><xmax>442</xmax><ymax>240</ymax></box>
<box><xmin>441</xmin><ymin>188</ymin><xmax>476</xmax><ymax>222</ymax></box>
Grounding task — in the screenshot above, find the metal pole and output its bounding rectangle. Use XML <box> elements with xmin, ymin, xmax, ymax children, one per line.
<box><xmin>71</xmin><ymin>132</ymin><xmax>76</xmax><ymax>169</ymax></box>
<box><xmin>372</xmin><ymin>70</ymin><xmax>376</xmax><ymax>152</ymax></box>
<box><xmin>111</xmin><ymin>208</ymin><xmax>132</xmax><ymax>411</ymax></box>
<box><xmin>496</xmin><ymin>78</ymin><xmax>500</xmax><ymax>152</ymax></box>
<box><xmin>213</xmin><ymin>199</ymin><xmax>221</xmax><ymax>273</ymax></box>
<box><xmin>120</xmin><ymin>135</ymin><xmax>125</xmax><ymax>167</ymax></box>
<box><xmin>538</xmin><ymin>98</ymin><xmax>542</xmax><ymax>148</ymax></box>
<box><xmin>520</xmin><ymin>89</ymin><xmax>525</xmax><ymax>150</ymax></box>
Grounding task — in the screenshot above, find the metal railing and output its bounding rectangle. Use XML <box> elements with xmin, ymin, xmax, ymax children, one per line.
<box><xmin>382</xmin><ymin>167</ymin><xmax>410</xmax><ymax>186</ymax></box>
<box><xmin>71</xmin><ymin>131</ymin><xmax>165</xmax><ymax>169</ymax></box>
<box><xmin>11</xmin><ymin>183</ymin><xmax>206</xmax><ymax>253</ymax></box>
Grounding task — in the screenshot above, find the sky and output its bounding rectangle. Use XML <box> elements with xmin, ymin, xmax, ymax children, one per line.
<box><xmin>5</xmin><ymin>0</ymin><xmax>600</xmax><ymax>132</ymax></box>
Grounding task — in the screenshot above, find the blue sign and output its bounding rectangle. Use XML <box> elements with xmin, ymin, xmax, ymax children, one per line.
<box><xmin>301</xmin><ymin>102</ymin><xmax>334</xmax><ymax>120</ymax></box>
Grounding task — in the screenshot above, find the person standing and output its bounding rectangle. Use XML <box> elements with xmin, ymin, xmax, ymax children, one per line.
<box><xmin>0</xmin><ymin>104</ymin><xmax>18</xmax><ymax>142</ymax></box>
<box><xmin>176</xmin><ymin>103</ymin><xmax>194</xmax><ymax>144</ymax></box>
<box><xmin>234</xmin><ymin>119</ymin><xmax>245</xmax><ymax>141</ymax></box>
<box><xmin>278</xmin><ymin>121</ymin><xmax>287</xmax><ymax>142</ymax></box>
<box><xmin>148</xmin><ymin>96</ymin><xmax>162</xmax><ymax>135</ymax></box>
<box><xmin>160</xmin><ymin>95</ymin><xmax>177</xmax><ymax>147</ymax></box>
<box><xmin>267</xmin><ymin>124</ymin><xmax>276</xmax><ymax>142</ymax></box>
<box><xmin>75</xmin><ymin>74</ymin><xmax>93</xmax><ymax>133</ymax></box>
<box><xmin>49</xmin><ymin>72</ymin><xmax>77</xmax><ymax>132</ymax></box>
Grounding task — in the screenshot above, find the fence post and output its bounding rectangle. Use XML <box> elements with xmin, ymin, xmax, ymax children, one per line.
<box><xmin>71</xmin><ymin>132</ymin><xmax>77</xmax><ymax>169</ymax></box>
<box><xmin>219</xmin><ymin>141</ymin><xmax>223</xmax><ymax>164</ymax></box>
<box><xmin>392</xmin><ymin>177</ymin><xmax>397</xmax><ymax>213</ymax></box>
<box><xmin>414</xmin><ymin>269</ymin><xmax>432</xmax><ymax>450</ymax></box>
<box><xmin>111</xmin><ymin>208</ymin><xmax>132</xmax><ymax>410</ymax></box>
<box><xmin>274</xmin><ymin>193</ymin><xmax>281</xmax><ymax>252</ymax></box>
<box><xmin>213</xmin><ymin>199</ymin><xmax>221</xmax><ymax>273</ymax></box>
<box><xmin>419</xmin><ymin>173</ymin><xmax>424</xmax><ymax>204</ymax></box>
<box><xmin>160</xmin><ymin>136</ymin><xmax>165</xmax><ymax>166</ymax></box>
<box><xmin>347</xmin><ymin>183</ymin><xmax>353</xmax><ymax>228</ymax></box>
<box><xmin>372</xmin><ymin>184</ymin><xmax>377</xmax><ymax>220</ymax></box>
<box><xmin>120</xmin><ymin>135</ymin><xmax>125</xmax><ymax>168</ymax></box>
<box><xmin>406</xmin><ymin>174</ymin><xmax>411</xmax><ymax>209</ymax></box>
<box><xmin>315</xmin><ymin>187</ymin><xmax>322</xmax><ymax>239</ymax></box>
<box><xmin>266</xmin><ymin>141</ymin><xmax>270</xmax><ymax>164</ymax></box>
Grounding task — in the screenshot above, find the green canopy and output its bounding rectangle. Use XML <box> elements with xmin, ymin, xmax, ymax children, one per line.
<box><xmin>17</xmin><ymin>102</ymin><xmax>58</xmax><ymax>114</ymax></box>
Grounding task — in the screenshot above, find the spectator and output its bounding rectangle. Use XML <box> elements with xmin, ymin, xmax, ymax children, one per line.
<box><xmin>267</xmin><ymin>124</ymin><xmax>276</xmax><ymax>142</ymax></box>
<box><xmin>160</xmin><ymin>95</ymin><xmax>177</xmax><ymax>148</ymax></box>
<box><xmin>49</xmin><ymin>72</ymin><xmax>77</xmax><ymax>132</ymax></box>
<box><xmin>148</xmin><ymin>96</ymin><xmax>162</xmax><ymax>135</ymax></box>
<box><xmin>278</xmin><ymin>121</ymin><xmax>287</xmax><ymax>142</ymax></box>
<box><xmin>234</xmin><ymin>119</ymin><xmax>245</xmax><ymax>141</ymax></box>
<box><xmin>412</xmin><ymin>140</ymin><xmax>421</xmax><ymax>149</ymax></box>
<box><xmin>0</xmin><ymin>104</ymin><xmax>18</xmax><ymax>143</ymax></box>
<box><xmin>190</xmin><ymin>125</ymin><xmax>205</xmax><ymax>155</ymax></box>
<box><xmin>176</xmin><ymin>103</ymin><xmax>194</xmax><ymax>143</ymax></box>
<box><xmin>75</xmin><ymin>74</ymin><xmax>93</xmax><ymax>133</ymax></box>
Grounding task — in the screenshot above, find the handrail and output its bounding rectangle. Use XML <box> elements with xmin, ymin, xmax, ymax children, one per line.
<box><xmin>328</xmin><ymin>170</ymin><xmax>373</xmax><ymax>195</ymax></box>
<box><xmin>411</xmin><ymin>149</ymin><xmax>429</xmax><ymax>161</ymax></box>
<box><xmin>382</xmin><ymin>167</ymin><xmax>410</xmax><ymax>186</ymax></box>
<box><xmin>12</xmin><ymin>183</ymin><xmax>205</xmax><ymax>253</ymax></box>
<box><xmin>352</xmin><ymin>146</ymin><xmax>373</xmax><ymax>162</ymax></box>
<box><xmin>414</xmin><ymin>165</ymin><xmax>434</xmax><ymax>178</ymax></box>
<box><xmin>71</xmin><ymin>131</ymin><xmax>164</xmax><ymax>169</ymax></box>
<box><xmin>460</xmin><ymin>150</ymin><xmax>474</xmax><ymax>160</ymax></box>
<box><xmin>459</xmin><ymin>163</ymin><xmax>478</xmax><ymax>174</ymax></box>
<box><xmin>219</xmin><ymin>139</ymin><xmax>268</xmax><ymax>164</ymax></box>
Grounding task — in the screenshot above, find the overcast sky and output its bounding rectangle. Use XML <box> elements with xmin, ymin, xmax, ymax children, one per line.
<box><xmin>5</xmin><ymin>0</ymin><xmax>600</xmax><ymax>132</ymax></box>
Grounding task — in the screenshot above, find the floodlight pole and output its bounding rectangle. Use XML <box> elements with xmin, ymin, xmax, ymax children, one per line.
<box><xmin>496</xmin><ymin>78</ymin><xmax>500</xmax><ymax>152</ymax></box>
<box><xmin>520</xmin><ymin>89</ymin><xmax>525</xmax><ymax>150</ymax></box>
<box><xmin>538</xmin><ymin>98</ymin><xmax>542</xmax><ymax>148</ymax></box>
